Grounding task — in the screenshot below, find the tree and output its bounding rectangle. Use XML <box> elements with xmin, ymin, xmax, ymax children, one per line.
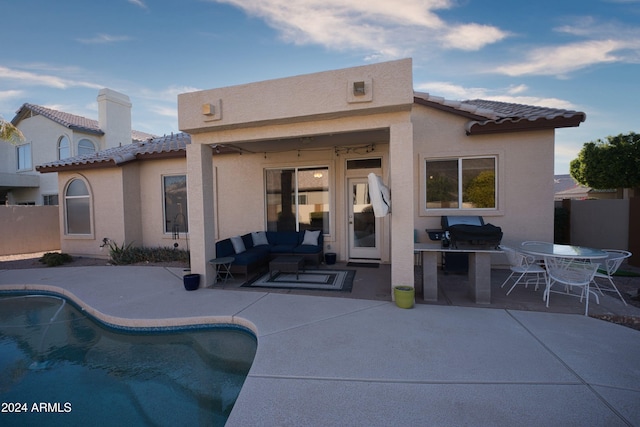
<box><xmin>570</xmin><ymin>132</ymin><xmax>640</xmax><ymax>190</ymax></box>
<box><xmin>0</xmin><ymin>118</ymin><xmax>24</xmax><ymax>144</ymax></box>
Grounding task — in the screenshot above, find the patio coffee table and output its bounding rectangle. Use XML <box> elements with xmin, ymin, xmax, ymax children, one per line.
<box><xmin>269</xmin><ymin>255</ymin><xmax>305</xmax><ymax>280</ymax></box>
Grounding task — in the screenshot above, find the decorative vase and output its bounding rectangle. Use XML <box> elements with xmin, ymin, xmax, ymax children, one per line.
<box><xmin>393</xmin><ymin>286</ymin><xmax>415</xmax><ymax>309</ymax></box>
<box><xmin>183</xmin><ymin>273</ymin><xmax>200</xmax><ymax>291</ymax></box>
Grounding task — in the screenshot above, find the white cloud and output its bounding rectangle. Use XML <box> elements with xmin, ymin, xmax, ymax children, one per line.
<box><xmin>493</xmin><ymin>16</ymin><xmax>640</xmax><ymax>78</ymax></box>
<box><xmin>495</xmin><ymin>39</ymin><xmax>631</xmax><ymax>76</ymax></box>
<box><xmin>441</xmin><ymin>23</ymin><xmax>508</xmax><ymax>51</ymax></box>
<box><xmin>77</xmin><ymin>34</ymin><xmax>132</xmax><ymax>44</ymax></box>
<box><xmin>128</xmin><ymin>0</ymin><xmax>147</xmax><ymax>9</ymax></box>
<box><xmin>0</xmin><ymin>66</ymin><xmax>102</xmax><ymax>90</ymax></box>
<box><xmin>0</xmin><ymin>90</ymin><xmax>24</xmax><ymax>102</ymax></box>
<box><xmin>213</xmin><ymin>0</ymin><xmax>507</xmax><ymax>58</ymax></box>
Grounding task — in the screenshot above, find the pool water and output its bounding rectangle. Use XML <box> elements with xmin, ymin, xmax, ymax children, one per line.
<box><xmin>0</xmin><ymin>295</ymin><xmax>256</xmax><ymax>426</ymax></box>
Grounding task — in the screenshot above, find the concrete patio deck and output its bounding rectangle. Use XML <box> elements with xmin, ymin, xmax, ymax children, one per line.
<box><xmin>1</xmin><ymin>263</ymin><xmax>639</xmax><ymax>426</ymax></box>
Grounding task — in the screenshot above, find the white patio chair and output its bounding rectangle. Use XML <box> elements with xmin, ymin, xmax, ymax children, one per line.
<box><xmin>521</xmin><ymin>241</ymin><xmax>547</xmax><ymax>266</ymax></box>
<box><xmin>499</xmin><ymin>245</ymin><xmax>546</xmax><ymax>295</ymax></box>
<box><xmin>543</xmin><ymin>256</ymin><xmax>600</xmax><ymax>316</ymax></box>
<box><xmin>591</xmin><ymin>249</ymin><xmax>631</xmax><ymax>306</ymax></box>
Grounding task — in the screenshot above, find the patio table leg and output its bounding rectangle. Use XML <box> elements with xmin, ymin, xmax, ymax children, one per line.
<box><xmin>469</xmin><ymin>252</ymin><xmax>491</xmax><ymax>304</ymax></box>
<box><xmin>422</xmin><ymin>251</ymin><xmax>439</xmax><ymax>301</ymax></box>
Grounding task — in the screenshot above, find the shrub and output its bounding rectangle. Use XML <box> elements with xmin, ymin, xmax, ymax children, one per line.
<box><xmin>107</xmin><ymin>241</ymin><xmax>189</xmax><ymax>265</ymax></box>
<box><xmin>39</xmin><ymin>252</ymin><xmax>73</xmax><ymax>267</ymax></box>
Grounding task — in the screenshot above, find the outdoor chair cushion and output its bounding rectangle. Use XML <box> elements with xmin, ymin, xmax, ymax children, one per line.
<box><xmin>230</xmin><ymin>235</ymin><xmax>246</xmax><ymax>254</ymax></box>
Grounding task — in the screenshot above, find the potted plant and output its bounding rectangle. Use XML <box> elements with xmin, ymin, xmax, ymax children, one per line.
<box><xmin>183</xmin><ymin>272</ymin><xmax>200</xmax><ymax>291</ymax></box>
<box><xmin>393</xmin><ymin>286</ymin><xmax>415</xmax><ymax>309</ymax></box>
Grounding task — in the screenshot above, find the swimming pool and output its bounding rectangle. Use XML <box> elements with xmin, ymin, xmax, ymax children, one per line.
<box><xmin>0</xmin><ymin>294</ymin><xmax>257</xmax><ymax>426</ymax></box>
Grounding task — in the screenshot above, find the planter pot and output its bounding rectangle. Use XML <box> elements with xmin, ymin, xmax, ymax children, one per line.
<box><xmin>183</xmin><ymin>273</ymin><xmax>200</xmax><ymax>291</ymax></box>
<box><xmin>393</xmin><ymin>286</ymin><xmax>415</xmax><ymax>309</ymax></box>
<box><xmin>324</xmin><ymin>252</ymin><xmax>337</xmax><ymax>265</ymax></box>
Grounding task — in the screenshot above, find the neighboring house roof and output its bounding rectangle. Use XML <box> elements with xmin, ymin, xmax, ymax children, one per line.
<box><xmin>413</xmin><ymin>93</ymin><xmax>586</xmax><ymax>135</ymax></box>
<box><xmin>553</xmin><ymin>174</ymin><xmax>616</xmax><ymax>200</ymax></box>
<box><xmin>37</xmin><ymin>132</ymin><xmax>190</xmax><ymax>173</ymax></box>
<box><xmin>11</xmin><ymin>103</ymin><xmax>156</xmax><ymax>141</ymax></box>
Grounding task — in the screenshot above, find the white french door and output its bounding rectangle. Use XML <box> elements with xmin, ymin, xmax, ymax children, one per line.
<box><xmin>347</xmin><ymin>178</ymin><xmax>380</xmax><ymax>260</ymax></box>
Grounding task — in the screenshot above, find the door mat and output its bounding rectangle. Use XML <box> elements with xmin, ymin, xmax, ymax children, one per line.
<box><xmin>347</xmin><ymin>262</ymin><xmax>379</xmax><ymax>268</ymax></box>
<box><xmin>243</xmin><ymin>269</ymin><xmax>355</xmax><ymax>292</ymax></box>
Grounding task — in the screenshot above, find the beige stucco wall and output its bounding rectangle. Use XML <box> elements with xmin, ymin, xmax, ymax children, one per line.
<box><xmin>180</xmin><ymin>59</ymin><xmax>415</xmax><ymax>287</ymax></box>
<box><xmin>179</xmin><ymin>59</ymin><xmax>414</xmax><ymax>134</ymax></box>
<box><xmin>411</xmin><ymin>105</ymin><xmax>556</xmax><ymax>250</ymax></box>
<box><xmin>138</xmin><ymin>158</ymin><xmax>188</xmax><ymax>249</ymax></box>
<box><xmin>58</xmin><ymin>169</ymin><xmax>127</xmax><ymax>258</ymax></box>
<box><xmin>58</xmin><ymin>158</ymin><xmax>192</xmax><ymax>258</ymax></box>
<box><xmin>0</xmin><ymin>205</ymin><xmax>59</xmax><ymax>255</ymax></box>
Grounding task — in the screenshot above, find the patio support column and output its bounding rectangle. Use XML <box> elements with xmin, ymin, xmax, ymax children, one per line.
<box><xmin>389</xmin><ymin>121</ymin><xmax>414</xmax><ymax>295</ymax></box>
<box><xmin>186</xmin><ymin>143</ymin><xmax>216</xmax><ymax>286</ymax></box>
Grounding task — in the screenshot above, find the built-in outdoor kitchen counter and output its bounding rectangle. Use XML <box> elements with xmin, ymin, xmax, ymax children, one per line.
<box><xmin>418</xmin><ymin>216</ymin><xmax>503</xmax><ymax>304</ymax></box>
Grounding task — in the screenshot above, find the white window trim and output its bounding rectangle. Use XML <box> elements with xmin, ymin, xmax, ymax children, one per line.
<box><xmin>16</xmin><ymin>143</ymin><xmax>32</xmax><ymax>171</ymax></box>
<box><xmin>419</xmin><ymin>151</ymin><xmax>505</xmax><ymax>217</ymax></box>
<box><xmin>58</xmin><ymin>135</ymin><xmax>71</xmax><ymax>160</ymax></box>
<box><xmin>63</xmin><ymin>176</ymin><xmax>94</xmax><ymax>238</ymax></box>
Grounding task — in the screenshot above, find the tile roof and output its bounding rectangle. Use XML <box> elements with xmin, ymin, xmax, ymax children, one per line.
<box><xmin>37</xmin><ymin>132</ymin><xmax>190</xmax><ymax>173</ymax></box>
<box><xmin>12</xmin><ymin>103</ymin><xmax>156</xmax><ymax>141</ymax></box>
<box><xmin>413</xmin><ymin>92</ymin><xmax>586</xmax><ymax>135</ymax></box>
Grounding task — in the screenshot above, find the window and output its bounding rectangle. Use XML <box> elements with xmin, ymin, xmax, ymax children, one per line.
<box><xmin>17</xmin><ymin>143</ymin><xmax>32</xmax><ymax>170</ymax></box>
<box><xmin>164</xmin><ymin>175</ymin><xmax>188</xmax><ymax>234</ymax></box>
<box><xmin>43</xmin><ymin>194</ymin><xmax>59</xmax><ymax>205</ymax></box>
<box><xmin>58</xmin><ymin>136</ymin><xmax>70</xmax><ymax>159</ymax></box>
<box><xmin>266</xmin><ymin>167</ymin><xmax>329</xmax><ymax>234</ymax></box>
<box><xmin>426</xmin><ymin>157</ymin><xmax>496</xmax><ymax>209</ymax></box>
<box><xmin>78</xmin><ymin>139</ymin><xmax>96</xmax><ymax>156</ymax></box>
<box><xmin>65</xmin><ymin>179</ymin><xmax>91</xmax><ymax>234</ymax></box>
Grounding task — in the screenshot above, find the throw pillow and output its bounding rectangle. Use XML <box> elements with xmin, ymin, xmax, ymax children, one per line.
<box><xmin>251</xmin><ymin>231</ymin><xmax>269</xmax><ymax>246</ymax></box>
<box><xmin>230</xmin><ymin>236</ymin><xmax>246</xmax><ymax>254</ymax></box>
<box><xmin>302</xmin><ymin>230</ymin><xmax>321</xmax><ymax>246</ymax></box>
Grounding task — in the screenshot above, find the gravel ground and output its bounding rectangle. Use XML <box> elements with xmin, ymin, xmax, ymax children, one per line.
<box><xmin>0</xmin><ymin>251</ymin><xmax>188</xmax><ymax>270</ymax></box>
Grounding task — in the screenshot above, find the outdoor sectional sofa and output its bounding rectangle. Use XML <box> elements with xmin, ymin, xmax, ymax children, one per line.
<box><xmin>215</xmin><ymin>230</ymin><xmax>324</xmax><ymax>279</ymax></box>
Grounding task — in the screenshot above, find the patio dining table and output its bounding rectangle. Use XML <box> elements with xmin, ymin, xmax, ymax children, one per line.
<box><xmin>518</xmin><ymin>242</ymin><xmax>608</xmax><ymax>261</ymax></box>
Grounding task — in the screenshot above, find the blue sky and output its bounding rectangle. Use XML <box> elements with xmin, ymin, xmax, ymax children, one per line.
<box><xmin>1</xmin><ymin>0</ymin><xmax>639</xmax><ymax>174</ymax></box>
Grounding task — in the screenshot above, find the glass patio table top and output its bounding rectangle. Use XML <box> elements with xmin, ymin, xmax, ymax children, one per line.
<box><xmin>519</xmin><ymin>242</ymin><xmax>608</xmax><ymax>259</ymax></box>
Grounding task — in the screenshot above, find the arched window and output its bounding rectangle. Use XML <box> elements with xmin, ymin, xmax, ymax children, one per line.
<box><xmin>65</xmin><ymin>179</ymin><xmax>91</xmax><ymax>235</ymax></box>
<box><xmin>58</xmin><ymin>136</ymin><xmax>70</xmax><ymax>160</ymax></box>
<box><xmin>78</xmin><ymin>139</ymin><xmax>96</xmax><ymax>156</ymax></box>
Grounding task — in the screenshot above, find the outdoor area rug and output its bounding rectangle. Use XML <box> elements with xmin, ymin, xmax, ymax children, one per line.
<box><xmin>243</xmin><ymin>269</ymin><xmax>355</xmax><ymax>292</ymax></box>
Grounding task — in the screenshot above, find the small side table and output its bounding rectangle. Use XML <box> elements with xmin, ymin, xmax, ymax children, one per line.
<box><xmin>209</xmin><ymin>256</ymin><xmax>235</xmax><ymax>284</ymax></box>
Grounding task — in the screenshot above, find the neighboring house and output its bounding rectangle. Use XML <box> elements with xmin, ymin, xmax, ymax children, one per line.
<box><xmin>38</xmin><ymin>59</ymin><xmax>586</xmax><ymax>290</ymax></box>
<box><xmin>0</xmin><ymin>89</ymin><xmax>155</xmax><ymax>205</ymax></box>
<box><xmin>554</xmin><ymin>174</ymin><xmax>617</xmax><ymax>200</ymax></box>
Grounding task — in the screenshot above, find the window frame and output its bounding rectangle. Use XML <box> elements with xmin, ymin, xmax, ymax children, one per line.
<box><xmin>162</xmin><ymin>174</ymin><xmax>189</xmax><ymax>235</ymax></box>
<box><xmin>16</xmin><ymin>143</ymin><xmax>32</xmax><ymax>171</ymax></box>
<box><xmin>63</xmin><ymin>177</ymin><xmax>93</xmax><ymax>236</ymax></box>
<box><xmin>420</xmin><ymin>153</ymin><xmax>503</xmax><ymax>216</ymax></box>
<box><xmin>43</xmin><ymin>194</ymin><xmax>59</xmax><ymax>206</ymax></box>
<box><xmin>264</xmin><ymin>165</ymin><xmax>331</xmax><ymax>235</ymax></box>
<box><xmin>58</xmin><ymin>135</ymin><xmax>70</xmax><ymax>160</ymax></box>
<box><xmin>77</xmin><ymin>138</ymin><xmax>96</xmax><ymax>156</ymax></box>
